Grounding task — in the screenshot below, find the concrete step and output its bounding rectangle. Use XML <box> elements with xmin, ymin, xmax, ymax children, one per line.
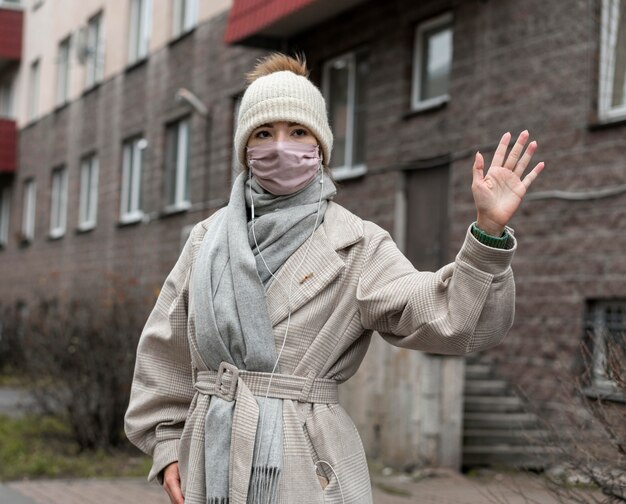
<box><xmin>462</xmin><ymin>445</ymin><xmax>560</xmax><ymax>469</ymax></box>
<box><xmin>463</xmin><ymin>429</ymin><xmax>551</xmax><ymax>446</ymax></box>
<box><xmin>463</xmin><ymin>395</ymin><xmax>524</xmax><ymax>413</ymax></box>
<box><xmin>463</xmin><ymin>412</ymin><xmax>539</xmax><ymax>429</ymax></box>
<box><xmin>464</xmin><ymin>379</ymin><xmax>509</xmax><ymax>396</ymax></box>
<box><xmin>465</xmin><ymin>364</ymin><xmax>492</xmax><ymax>380</ymax></box>
<box><xmin>466</xmin><ymin>353</ymin><xmax>495</xmax><ymax>364</ymax></box>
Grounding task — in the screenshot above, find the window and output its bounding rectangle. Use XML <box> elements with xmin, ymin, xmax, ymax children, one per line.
<box><xmin>172</xmin><ymin>0</ymin><xmax>198</xmax><ymax>38</ymax></box>
<box><xmin>405</xmin><ymin>165</ymin><xmax>450</xmax><ymax>271</ymax></box>
<box><xmin>120</xmin><ymin>136</ymin><xmax>146</xmax><ymax>223</ymax></box>
<box><xmin>78</xmin><ymin>154</ymin><xmax>99</xmax><ymax>230</ymax></box>
<box><xmin>165</xmin><ymin>118</ymin><xmax>191</xmax><ymax>210</ymax></box>
<box><xmin>411</xmin><ymin>12</ymin><xmax>454</xmax><ymax>111</ymax></box>
<box><xmin>28</xmin><ymin>59</ymin><xmax>40</xmax><ymax>121</ymax></box>
<box><xmin>322</xmin><ymin>49</ymin><xmax>368</xmax><ymax>180</ymax></box>
<box><xmin>128</xmin><ymin>0</ymin><xmax>152</xmax><ymax>64</ymax></box>
<box><xmin>49</xmin><ymin>166</ymin><xmax>68</xmax><ymax>238</ymax></box>
<box><xmin>0</xmin><ymin>79</ymin><xmax>13</xmax><ymax>118</ymax></box>
<box><xmin>56</xmin><ymin>36</ymin><xmax>72</xmax><ymax>107</ymax></box>
<box><xmin>0</xmin><ymin>187</ymin><xmax>10</xmax><ymax>247</ymax></box>
<box><xmin>585</xmin><ymin>300</ymin><xmax>626</xmax><ymax>393</ymax></box>
<box><xmin>21</xmin><ymin>179</ymin><xmax>36</xmax><ymax>243</ymax></box>
<box><xmin>599</xmin><ymin>0</ymin><xmax>626</xmax><ymax>120</ymax></box>
<box><xmin>85</xmin><ymin>12</ymin><xmax>104</xmax><ymax>88</ymax></box>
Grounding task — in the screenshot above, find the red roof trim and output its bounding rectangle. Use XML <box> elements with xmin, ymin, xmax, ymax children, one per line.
<box><xmin>224</xmin><ymin>0</ymin><xmax>317</xmax><ymax>44</ymax></box>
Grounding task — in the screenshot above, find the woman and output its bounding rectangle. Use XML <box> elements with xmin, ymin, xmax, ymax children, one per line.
<box><xmin>125</xmin><ymin>53</ymin><xmax>544</xmax><ymax>504</ymax></box>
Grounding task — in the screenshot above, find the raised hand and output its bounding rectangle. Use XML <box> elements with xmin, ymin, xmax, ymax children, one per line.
<box><xmin>471</xmin><ymin>130</ymin><xmax>545</xmax><ymax>236</ymax></box>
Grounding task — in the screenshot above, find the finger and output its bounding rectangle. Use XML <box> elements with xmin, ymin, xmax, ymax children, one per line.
<box><xmin>522</xmin><ymin>162</ymin><xmax>545</xmax><ymax>189</ymax></box>
<box><xmin>503</xmin><ymin>130</ymin><xmax>529</xmax><ymax>170</ymax></box>
<box><xmin>164</xmin><ymin>477</ymin><xmax>185</xmax><ymax>504</ymax></box>
<box><xmin>514</xmin><ymin>140</ymin><xmax>538</xmax><ymax>178</ymax></box>
<box><xmin>165</xmin><ymin>485</ymin><xmax>185</xmax><ymax>504</ymax></box>
<box><xmin>491</xmin><ymin>131</ymin><xmax>511</xmax><ymax>168</ymax></box>
<box><xmin>472</xmin><ymin>151</ymin><xmax>484</xmax><ymax>186</ymax></box>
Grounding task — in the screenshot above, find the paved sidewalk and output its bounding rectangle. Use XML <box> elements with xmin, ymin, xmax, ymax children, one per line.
<box><xmin>0</xmin><ymin>387</ymin><xmax>37</xmax><ymax>418</ymax></box>
<box><xmin>0</xmin><ymin>470</ymin><xmax>581</xmax><ymax>504</ymax></box>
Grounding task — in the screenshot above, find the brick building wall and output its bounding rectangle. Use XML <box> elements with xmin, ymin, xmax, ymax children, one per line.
<box><xmin>0</xmin><ymin>12</ymin><xmax>265</xmax><ymax>315</ymax></box>
<box><xmin>290</xmin><ymin>0</ymin><xmax>626</xmax><ymax>406</ymax></box>
<box><xmin>1</xmin><ymin>0</ymin><xmax>625</xmax><ymax>468</ymax></box>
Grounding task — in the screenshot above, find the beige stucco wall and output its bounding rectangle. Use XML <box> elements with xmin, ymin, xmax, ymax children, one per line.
<box><xmin>14</xmin><ymin>0</ymin><xmax>231</xmax><ymax>127</ymax></box>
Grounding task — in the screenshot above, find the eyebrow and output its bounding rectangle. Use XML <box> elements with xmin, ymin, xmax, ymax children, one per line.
<box><xmin>255</xmin><ymin>122</ymin><xmax>301</xmax><ymax>129</ymax></box>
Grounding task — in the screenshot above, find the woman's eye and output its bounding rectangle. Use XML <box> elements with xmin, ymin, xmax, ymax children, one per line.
<box><xmin>255</xmin><ymin>130</ymin><xmax>271</xmax><ymax>139</ymax></box>
<box><xmin>292</xmin><ymin>128</ymin><xmax>308</xmax><ymax>137</ymax></box>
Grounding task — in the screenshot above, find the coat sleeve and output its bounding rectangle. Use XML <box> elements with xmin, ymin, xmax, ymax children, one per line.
<box><xmin>356</xmin><ymin>222</ymin><xmax>516</xmax><ymax>355</ymax></box>
<box><xmin>124</xmin><ymin>223</ymin><xmax>200</xmax><ymax>483</ymax></box>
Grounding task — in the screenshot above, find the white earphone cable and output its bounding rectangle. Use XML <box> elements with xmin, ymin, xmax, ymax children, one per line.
<box><xmin>249</xmin><ymin>163</ymin><xmax>344</xmax><ymax>502</ymax></box>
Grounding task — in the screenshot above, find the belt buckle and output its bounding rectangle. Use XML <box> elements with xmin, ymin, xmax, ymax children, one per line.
<box><xmin>216</xmin><ymin>361</ymin><xmax>239</xmax><ymax>402</ymax></box>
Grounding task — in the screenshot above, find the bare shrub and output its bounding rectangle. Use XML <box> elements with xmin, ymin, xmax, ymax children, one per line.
<box><xmin>488</xmin><ymin>329</ymin><xmax>626</xmax><ymax>504</ymax></box>
<box><xmin>18</xmin><ymin>276</ymin><xmax>149</xmax><ymax>451</ymax></box>
<box><xmin>0</xmin><ymin>301</ymin><xmax>26</xmax><ymax>372</ymax></box>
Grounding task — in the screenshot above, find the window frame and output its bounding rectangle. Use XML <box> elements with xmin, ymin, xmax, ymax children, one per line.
<box><xmin>21</xmin><ymin>178</ymin><xmax>36</xmax><ymax>243</ymax></box>
<box><xmin>584</xmin><ymin>300</ymin><xmax>626</xmax><ymax>397</ymax></box>
<box><xmin>127</xmin><ymin>0</ymin><xmax>152</xmax><ymax>65</ymax></box>
<box><xmin>0</xmin><ymin>77</ymin><xmax>14</xmax><ymax>118</ymax></box>
<box><xmin>28</xmin><ymin>59</ymin><xmax>40</xmax><ymax>121</ymax></box>
<box><xmin>598</xmin><ymin>0</ymin><xmax>626</xmax><ymax>121</ymax></box>
<box><xmin>56</xmin><ymin>35</ymin><xmax>72</xmax><ymax>107</ymax></box>
<box><xmin>85</xmin><ymin>11</ymin><xmax>105</xmax><ymax>88</ymax></box>
<box><xmin>164</xmin><ymin>117</ymin><xmax>191</xmax><ymax>212</ymax></box>
<box><xmin>411</xmin><ymin>12</ymin><xmax>454</xmax><ymax>113</ymax></box>
<box><xmin>49</xmin><ymin>166</ymin><xmax>68</xmax><ymax>239</ymax></box>
<box><xmin>321</xmin><ymin>49</ymin><xmax>368</xmax><ymax>181</ymax></box>
<box><xmin>120</xmin><ymin>136</ymin><xmax>146</xmax><ymax>224</ymax></box>
<box><xmin>172</xmin><ymin>0</ymin><xmax>198</xmax><ymax>38</ymax></box>
<box><xmin>78</xmin><ymin>154</ymin><xmax>99</xmax><ymax>231</ymax></box>
<box><xmin>0</xmin><ymin>187</ymin><xmax>10</xmax><ymax>247</ymax></box>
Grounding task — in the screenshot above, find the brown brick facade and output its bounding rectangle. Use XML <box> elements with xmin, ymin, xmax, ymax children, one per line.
<box><xmin>0</xmin><ymin>0</ymin><xmax>625</xmax><ymax>445</ymax></box>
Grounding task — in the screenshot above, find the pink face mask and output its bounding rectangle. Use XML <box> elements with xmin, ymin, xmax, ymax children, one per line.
<box><xmin>246</xmin><ymin>141</ymin><xmax>321</xmax><ymax>195</ymax></box>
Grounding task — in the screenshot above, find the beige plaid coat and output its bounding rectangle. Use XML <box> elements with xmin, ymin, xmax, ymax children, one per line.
<box><xmin>124</xmin><ymin>201</ymin><xmax>516</xmax><ymax>504</ymax></box>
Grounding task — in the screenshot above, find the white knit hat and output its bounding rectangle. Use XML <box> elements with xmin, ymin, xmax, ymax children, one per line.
<box><xmin>234</xmin><ymin>70</ymin><xmax>333</xmax><ymax>169</ymax></box>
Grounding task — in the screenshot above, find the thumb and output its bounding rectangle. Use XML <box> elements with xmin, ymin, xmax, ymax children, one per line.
<box><xmin>472</xmin><ymin>151</ymin><xmax>484</xmax><ymax>185</ymax></box>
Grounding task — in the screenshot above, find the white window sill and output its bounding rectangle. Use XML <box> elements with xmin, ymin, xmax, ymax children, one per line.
<box><xmin>596</xmin><ymin>107</ymin><xmax>626</xmax><ymax>124</ymax></box>
<box><xmin>331</xmin><ymin>164</ymin><xmax>367</xmax><ymax>181</ymax></box>
<box><xmin>125</xmin><ymin>56</ymin><xmax>148</xmax><ymax>72</ymax></box>
<box><xmin>77</xmin><ymin>221</ymin><xmax>96</xmax><ymax>232</ymax></box>
<box><xmin>410</xmin><ymin>94</ymin><xmax>450</xmax><ymax>114</ymax></box>
<box><xmin>119</xmin><ymin>211</ymin><xmax>144</xmax><ymax>225</ymax></box>
<box><xmin>162</xmin><ymin>200</ymin><xmax>191</xmax><ymax>216</ymax></box>
<box><xmin>48</xmin><ymin>228</ymin><xmax>65</xmax><ymax>240</ymax></box>
<box><xmin>170</xmin><ymin>26</ymin><xmax>196</xmax><ymax>44</ymax></box>
<box><xmin>582</xmin><ymin>384</ymin><xmax>626</xmax><ymax>403</ymax></box>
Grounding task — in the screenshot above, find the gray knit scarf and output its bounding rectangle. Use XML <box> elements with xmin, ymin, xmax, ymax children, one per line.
<box><xmin>192</xmin><ymin>169</ymin><xmax>336</xmax><ymax>503</ymax></box>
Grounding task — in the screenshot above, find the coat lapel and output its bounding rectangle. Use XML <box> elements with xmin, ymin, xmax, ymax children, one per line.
<box><xmin>266</xmin><ymin>202</ymin><xmax>363</xmax><ymax>327</ymax></box>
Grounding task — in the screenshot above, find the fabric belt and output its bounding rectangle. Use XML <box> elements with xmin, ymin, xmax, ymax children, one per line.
<box><xmin>193</xmin><ymin>361</ymin><xmax>339</xmax><ymax>503</ymax></box>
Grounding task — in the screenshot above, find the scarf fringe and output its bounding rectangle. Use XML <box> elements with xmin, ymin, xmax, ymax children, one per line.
<box><xmin>248</xmin><ymin>466</ymin><xmax>280</xmax><ymax>504</ymax></box>
<box><xmin>206</xmin><ymin>466</ymin><xmax>280</xmax><ymax>504</ymax></box>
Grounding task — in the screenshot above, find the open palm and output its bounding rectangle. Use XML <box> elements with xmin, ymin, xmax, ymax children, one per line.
<box><xmin>472</xmin><ymin>130</ymin><xmax>545</xmax><ymax>236</ymax></box>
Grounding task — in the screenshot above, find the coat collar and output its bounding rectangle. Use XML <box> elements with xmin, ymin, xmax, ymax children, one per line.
<box><xmin>266</xmin><ymin>202</ymin><xmax>364</xmax><ymax>327</ymax></box>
